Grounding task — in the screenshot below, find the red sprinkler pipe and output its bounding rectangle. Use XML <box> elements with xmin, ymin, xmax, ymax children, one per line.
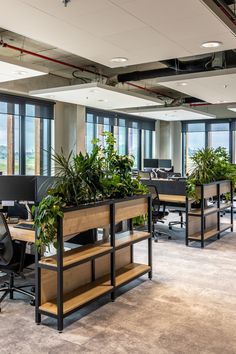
<box><xmin>0</xmin><ymin>40</ymin><xmax>171</xmax><ymax>100</ymax></box>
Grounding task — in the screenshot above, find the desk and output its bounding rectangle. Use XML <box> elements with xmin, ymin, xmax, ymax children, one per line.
<box><xmin>8</xmin><ymin>221</ymin><xmax>35</xmax><ymax>243</ymax></box>
<box><xmin>159</xmin><ymin>194</ymin><xmax>186</xmax><ymax>204</ymax></box>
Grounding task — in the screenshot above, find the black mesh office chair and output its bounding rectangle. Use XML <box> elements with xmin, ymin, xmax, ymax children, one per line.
<box><xmin>0</xmin><ymin>213</ymin><xmax>35</xmax><ymax>312</ymax></box>
<box><xmin>147</xmin><ymin>185</ymin><xmax>170</xmax><ymax>242</ymax></box>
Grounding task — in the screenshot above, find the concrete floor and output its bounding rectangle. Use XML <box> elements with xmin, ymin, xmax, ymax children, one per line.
<box><xmin>0</xmin><ymin>216</ymin><xmax>236</xmax><ymax>354</ymax></box>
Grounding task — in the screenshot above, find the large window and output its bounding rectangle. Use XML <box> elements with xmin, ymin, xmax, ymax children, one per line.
<box><xmin>85</xmin><ymin>108</ymin><xmax>155</xmax><ymax>169</ymax></box>
<box><xmin>182</xmin><ymin>120</ymin><xmax>233</xmax><ymax>174</ymax></box>
<box><xmin>0</xmin><ymin>94</ymin><xmax>53</xmax><ymax>175</ymax></box>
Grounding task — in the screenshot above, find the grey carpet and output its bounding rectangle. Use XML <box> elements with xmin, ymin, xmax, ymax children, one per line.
<box><xmin>0</xmin><ymin>214</ymin><xmax>236</xmax><ymax>354</ymax></box>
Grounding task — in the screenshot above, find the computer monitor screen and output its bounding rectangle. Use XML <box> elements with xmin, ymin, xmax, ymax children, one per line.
<box><xmin>158</xmin><ymin>159</ymin><xmax>172</xmax><ymax>169</ymax></box>
<box><xmin>0</xmin><ymin>176</ymin><xmax>36</xmax><ymax>201</ymax></box>
<box><xmin>144</xmin><ymin>159</ymin><xmax>159</xmax><ymax>168</ymax></box>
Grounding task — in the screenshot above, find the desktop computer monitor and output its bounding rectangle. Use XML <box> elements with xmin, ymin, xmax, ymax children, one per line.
<box><xmin>158</xmin><ymin>159</ymin><xmax>172</xmax><ymax>169</ymax></box>
<box><xmin>144</xmin><ymin>159</ymin><xmax>159</xmax><ymax>168</ymax></box>
<box><xmin>0</xmin><ymin>176</ymin><xmax>36</xmax><ymax>201</ymax></box>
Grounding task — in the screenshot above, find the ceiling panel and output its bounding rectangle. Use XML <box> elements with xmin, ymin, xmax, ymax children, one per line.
<box><xmin>0</xmin><ymin>56</ymin><xmax>48</xmax><ymax>82</ymax></box>
<box><xmin>156</xmin><ymin>68</ymin><xmax>236</xmax><ymax>104</ymax></box>
<box><xmin>30</xmin><ymin>82</ymin><xmax>163</xmax><ymax>109</ymax></box>
<box><xmin>0</xmin><ymin>0</ymin><xmax>235</xmax><ymax>68</ymax></box>
<box><xmin>126</xmin><ymin>106</ymin><xmax>215</xmax><ymax>121</ymax></box>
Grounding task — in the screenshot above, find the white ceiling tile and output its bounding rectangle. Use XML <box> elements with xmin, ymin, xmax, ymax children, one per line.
<box><xmin>126</xmin><ymin>106</ymin><xmax>215</xmax><ymax>121</ymax></box>
<box><xmin>30</xmin><ymin>82</ymin><xmax>163</xmax><ymax>109</ymax></box>
<box><xmin>157</xmin><ymin>68</ymin><xmax>236</xmax><ymax>104</ymax></box>
<box><xmin>0</xmin><ymin>0</ymin><xmax>235</xmax><ymax>67</ymax></box>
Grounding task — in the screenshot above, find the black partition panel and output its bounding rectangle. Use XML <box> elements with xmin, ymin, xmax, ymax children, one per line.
<box><xmin>141</xmin><ymin>179</ymin><xmax>186</xmax><ymax>196</ymax></box>
<box><xmin>35</xmin><ymin>176</ymin><xmax>57</xmax><ymax>203</ymax></box>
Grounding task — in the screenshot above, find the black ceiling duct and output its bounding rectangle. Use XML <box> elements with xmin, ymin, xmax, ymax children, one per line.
<box><xmin>116</xmin><ymin>50</ymin><xmax>236</xmax><ymax>83</ymax></box>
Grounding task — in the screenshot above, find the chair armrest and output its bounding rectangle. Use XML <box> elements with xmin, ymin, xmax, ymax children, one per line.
<box><xmin>0</xmin><ymin>242</ymin><xmax>5</xmax><ymax>254</ymax></box>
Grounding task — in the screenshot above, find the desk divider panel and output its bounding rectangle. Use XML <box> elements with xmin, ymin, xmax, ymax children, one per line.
<box><xmin>63</xmin><ymin>205</ymin><xmax>110</xmax><ymax>237</ymax></box>
<box><xmin>36</xmin><ymin>195</ymin><xmax>152</xmax><ymax>331</ymax></box>
<box><xmin>115</xmin><ymin>197</ymin><xmax>148</xmax><ymax>223</ymax></box>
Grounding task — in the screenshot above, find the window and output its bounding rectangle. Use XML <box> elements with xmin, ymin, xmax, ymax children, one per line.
<box><xmin>182</xmin><ymin>120</ymin><xmax>234</xmax><ymax>175</ymax></box>
<box><xmin>184</xmin><ymin>123</ymin><xmax>205</xmax><ymax>173</ymax></box>
<box><xmin>128</xmin><ymin>127</ymin><xmax>140</xmax><ymax>169</ymax></box>
<box><xmin>0</xmin><ymin>94</ymin><xmax>53</xmax><ymax>175</ymax></box>
<box><xmin>208</xmin><ymin>123</ymin><xmax>229</xmax><ymax>152</ymax></box>
<box><xmin>144</xmin><ymin>130</ymin><xmax>153</xmax><ymax>159</ymax></box>
<box><xmin>85</xmin><ymin>109</ymin><xmax>155</xmax><ymax>169</ymax></box>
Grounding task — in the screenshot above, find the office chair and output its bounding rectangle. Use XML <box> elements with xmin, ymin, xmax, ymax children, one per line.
<box><xmin>0</xmin><ymin>213</ymin><xmax>35</xmax><ymax>312</ymax></box>
<box><xmin>147</xmin><ymin>185</ymin><xmax>170</xmax><ymax>242</ymax></box>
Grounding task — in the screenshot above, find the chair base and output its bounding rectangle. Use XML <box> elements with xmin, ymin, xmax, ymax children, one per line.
<box><xmin>0</xmin><ymin>273</ymin><xmax>35</xmax><ymax>311</ymax></box>
<box><xmin>169</xmin><ymin>220</ymin><xmax>186</xmax><ymax>230</ymax></box>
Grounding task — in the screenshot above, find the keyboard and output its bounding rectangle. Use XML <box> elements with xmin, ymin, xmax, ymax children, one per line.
<box><xmin>13</xmin><ymin>223</ymin><xmax>34</xmax><ymax>231</ymax></box>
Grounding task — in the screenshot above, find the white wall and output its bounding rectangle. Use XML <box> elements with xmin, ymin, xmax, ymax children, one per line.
<box><xmin>155</xmin><ymin>120</ymin><xmax>182</xmax><ymax>173</ymax></box>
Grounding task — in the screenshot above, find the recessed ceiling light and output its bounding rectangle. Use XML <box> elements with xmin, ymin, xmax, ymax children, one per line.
<box><xmin>14</xmin><ymin>70</ymin><xmax>27</xmax><ymax>76</ymax></box>
<box><xmin>110</xmin><ymin>57</ymin><xmax>128</xmax><ymax>63</ymax></box>
<box><xmin>98</xmin><ymin>99</ymin><xmax>108</xmax><ymax>102</ymax></box>
<box><xmin>201</xmin><ymin>41</ymin><xmax>222</xmax><ymax>48</ymax></box>
<box><xmin>177</xmin><ymin>82</ymin><xmax>188</xmax><ymax>86</ymax></box>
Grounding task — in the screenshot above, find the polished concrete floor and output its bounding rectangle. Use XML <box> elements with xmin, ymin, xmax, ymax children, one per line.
<box><xmin>0</xmin><ymin>216</ymin><xmax>236</xmax><ymax>354</ymax></box>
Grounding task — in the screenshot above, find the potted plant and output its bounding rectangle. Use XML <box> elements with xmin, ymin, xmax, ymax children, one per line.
<box><xmin>34</xmin><ymin>132</ymin><xmax>148</xmax><ymax>250</ymax></box>
<box><xmin>187</xmin><ymin>147</ymin><xmax>236</xmax><ymax>205</ymax></box>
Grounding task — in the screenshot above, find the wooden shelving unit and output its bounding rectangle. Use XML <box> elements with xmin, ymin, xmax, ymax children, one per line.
<box><xmin>35</xmin><ymin>195</ymin><xmax>152</xmax><ymax>331</ymax></box>
<box><xmin>186</xmin><ymin>180</ymin><xmax>233</xmax><ymax>248</ymax></box>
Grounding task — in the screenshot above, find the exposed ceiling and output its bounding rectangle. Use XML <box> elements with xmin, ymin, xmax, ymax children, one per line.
<box><xmin>0</xmin><ymin>0</ymin><xmax>234</xmax><ymax>120</ymax></box>
<box><xmin>0</xmin><ymin>0</ymin><xmax>235</xmax><ymax>68</ymax></box>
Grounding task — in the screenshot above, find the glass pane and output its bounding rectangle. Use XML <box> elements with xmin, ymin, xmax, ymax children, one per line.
<box><xmin>144</xmin><ymin>130</ymin><xmax>152</xmax><ymax>159</ymax></box>
<box><xmin>128</xmin><ymin>128</ymin><xmax>140</xmax><ymax>169</ymax></box>
<box><xmin>96</xmin><ymin>124</ymin><xmax>110</xmax><ymax>148</ymax></box>
<box><xmin>14</xmin><ymin>115</ymin><xmax>20</xmax><ymax>175</ymax></box>
<box><xmin>42</xmin><ymin>119</ymin><xmax>51</xmax><ymax>175</ymax></box>
<box><xmin>114</xmin><ymin>126</ymin><xmax>127</xmax><ymax>155</ymax></box>
<box><xmin>25</xmin><ymin>114</ymin><xmax>36</xmax><ymax>175</ymax></box>
<box><xmin>0</xmin><ymin>103</ymin><xmax>7</xmax><ymax>174</ymax></box>
<box><xmin>185</xmin><ymin>131</ymin><xmax>205</xmax><ymax>173</ymax></box>
<box><xmin>209</xmin><ymin>130</ymin><xmax>229</xmax><ymax>152</ymax></box>
<box><xmin>86</xmin><ymin>122</ymin><xmax>94</xmax><ymax>154</ymax></box>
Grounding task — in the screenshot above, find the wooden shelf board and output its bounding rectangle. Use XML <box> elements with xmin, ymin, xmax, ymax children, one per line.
<box><xmin>220</xmin><ymin>223</ymin><xmax>233</xmax><ymax>233</ymax></box>
<box><xmin>188</xmin><ymin>206</ymin><xmax>218</xmax><ymax>216</ymax></box>
<box><xmin>39</xmin><ymin>279</ymin><xmax>113</xmax><ymax>315</ymax></box>
<box><xmin>188</xmin><ymin>228</ymin><xmax>219</xmax><ymax>241</ymax></box>
<box><xmin>115</xmin><ymin>263</ymin><xmax>151</xmax><ymax>287</ymax></box>
<box><xmin>220</xmin><ymin>203</ymin><xmax>233</xmax><ymax>211</ymax></box>
<box><xmin>39</xmin><ymin>244</ymin><xmax>112</xmax><ymax>268</ymax></box>
<box><xmin>189</xmin><ymin>223</ymin><xmax>233</xmax><ymax>241</ymax></box>
<box><xmin>102</xmin><ymin>231</ymin><xmax>150</xmax><ymax>250</ymax></box>
<box><xmin>39</xmin><ymin>263</ymin><xmax>150</xmax><ymax>316</ymax></box>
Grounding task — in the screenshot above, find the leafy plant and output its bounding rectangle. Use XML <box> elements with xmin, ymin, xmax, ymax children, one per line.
<box><xmin>34</xmin><ymin>132</ymin><xmax>148</xmax><ymax>250</ymax></box>
<box><xmin>187</xmin><ymin>147</ymin><xmax>236</xmax><ymax>200</ymax></box>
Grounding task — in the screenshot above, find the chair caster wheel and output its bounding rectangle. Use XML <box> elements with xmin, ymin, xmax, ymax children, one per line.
<box><xmin>168</xmin><ymin>236</ymin><xmax>172</xmax><ymax>240</ymax></box>
<box><xmin>31</xmin><ymin>287</ymin><xmax>35</xmax><ymax>293</ymax></box>
<box><xmin>30</xmin><ymin>299</ymin><xmax>35</xmax><ymax>306</ymax></box>
<box><xmin>154</xmin><ymin>239</ymin><xmax>158</xmax><ymax>243</ymax></box>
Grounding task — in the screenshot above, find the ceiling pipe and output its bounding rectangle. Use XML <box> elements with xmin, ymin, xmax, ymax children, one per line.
<box><xmin>0</xmin><ymin>40</ymin><xmax>172</xmax><ymax>100</ymax></box>
<box><xmin>213</xmin><ymin>0</ymin><xmax>236</xmax><ymax>24</ymax></box>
